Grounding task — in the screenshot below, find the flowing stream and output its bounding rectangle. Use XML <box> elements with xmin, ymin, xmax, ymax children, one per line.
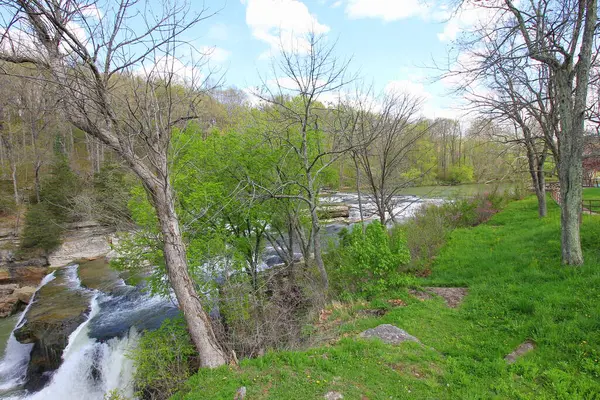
<box><xmin>0</xmin><ymin>262</ymin><xmax>178</xmax><ymax>400</ymax></box>
<box><xmin>0</xmin><ymin>193</ymin><xmax>442</xmax><ymax>398</ymax></box>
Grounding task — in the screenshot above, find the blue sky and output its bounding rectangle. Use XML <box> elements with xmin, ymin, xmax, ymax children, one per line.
<box><xmin>182</xmin><ymin>0</ymin><xmax>488</xmax><ymax>118</ymax></box>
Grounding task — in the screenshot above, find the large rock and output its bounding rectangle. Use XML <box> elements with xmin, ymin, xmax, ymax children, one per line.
<box><xmin>0</xmin><ymin>284</ymin><xmax>37</xmax><ymax>317</ymax></box>
<box><xmin>47</xmin><ymin>223</ymin><xmax>114</xmax><ymax>268</ymax></box>
<box><xmin>14</xmin><ymin>286</ymin><xmax>36</xmax><ymax>304</ymax></box>
<box><xmin>14</xmin><ymin>269</ymin><xmax>92</xmax><ymax>391</ymax></box>
<box><xmin>317</xmin><ymin>205</ymin><xmax>350</xmax><ymax>219</ymax></box>
<box><xmin>0</xmin><ymin>291</ymin><xmax>19</xmax><ymax>317</ymax></box>
<box><xmin>360</xmin><ymin>324</ymin><xmax>420</xmax><ymax>345</ymax></box>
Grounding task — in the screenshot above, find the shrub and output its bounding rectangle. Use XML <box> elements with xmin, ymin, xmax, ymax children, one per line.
<box><xmin>39</xmin><ymin>156</ymin><xmax>81</xmax><ymax>222</ymax></box>
<box><xmin>0</xmin><ymin>192</ymin><xmax>16</xmax><ymax>217</ymax></box>
<box><xmin>20</xmin><ymin>203</ymin><xmax>63</xmax><ymax>253</ymax></box>
<box><xmin>402</xmin><ymin>204</ymin><xmax>451</xmax><ymax>269</ymax></box>
<box><xmin>131</xmin><ymin>317</ymin><xmax>197</xmax><ymax>400</ymax></box>
<box><xmin>447</xmin><ymin>164</ymin><xmax>474</xmax><ymax>185</ymax></box>
<box><xmin>93</xmin><ymin>163</ymin><xmax>132</xmax><ymax>227</ymax></box>
<box><xmin>403</xmin><ymin>191</ymin><xmax>511</xmax><ymax>269</ymax></box>
<box><xmin>328</xmin><ymin>221</ymin><xmax>411</xmax><ymax>297</ymax></box>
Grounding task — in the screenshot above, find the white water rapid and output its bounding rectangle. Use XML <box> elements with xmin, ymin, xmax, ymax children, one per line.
<box><xmin>0</xmin><ymin>272</ymin><xmax>55</xmax><ymax>394</ymax></box>
<box><xmin>0</xmin><ymin>262</ymin><xmax>177</xmax><ymax>400</ymax></box>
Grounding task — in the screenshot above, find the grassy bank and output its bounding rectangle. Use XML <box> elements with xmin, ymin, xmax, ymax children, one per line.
<box><xmin>176</xmin><ymin>197</ymin><xmax>600</xmax><ymax>399</ymax></box>
<box><xmin>583</xmin><ymin>187</ymin><xmax>600</xmax><ymax>201</ymax></box>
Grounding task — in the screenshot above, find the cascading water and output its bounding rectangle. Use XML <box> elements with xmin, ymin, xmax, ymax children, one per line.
<box><xmin>0</xmin><ymin>262</ymin><xmax>178</xmax><ymax>400</ymax></box>
<box><xmin>0</xmin><ymin>272</ymin><xmax>55</xmax><ymax>394</ymax></box>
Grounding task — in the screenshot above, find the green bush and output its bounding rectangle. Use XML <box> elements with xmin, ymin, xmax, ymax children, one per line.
<box><xmin>93</xmin><ymin>163</ymin><xmax>132</xmax><ymax>226</ymax></box>
<box><xmin>328</xmin><ymin>221</ymin><xmax>411</xmax><ymax>297</ymax></box>
<box><xmin>401</xmin><ymin>205</ymin><xmax>451</xmax><ymax>270</ymax></box>
<box><xmin>131</xmin><ymin>317</ymin><xmax>197</xmax><ymax>400</ymax></box>
<box><xmin>0</xmin><ymin>192</ymin><xmax>16</xmax><ymax>217</ymax></box>
<box><xmin>447</xmin><ymin>164</ymin><xmax>474</xmax><ymax>185</ymax></box>
<box><xmin>20</xmin><ymin>203</ymin><xmax>63</xmax><ymax>253</ymax></box>
<box><xmin>39</xmin><ymin>157</ymin><xmax>81</xmax><ymax>222</ymax></box>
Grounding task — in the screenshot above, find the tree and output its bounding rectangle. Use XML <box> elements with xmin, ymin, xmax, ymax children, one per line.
<box><xmin>462</xmin><ymin>37</ymin><xmax>557</xmax><ymax>217</ymax></box>
<box><xmin>449</xmin><ymin>0</ymin><xmax>598</xmax><ymax>265</ymax></box>
<box><xmin>0</xmin><ymin>0</ymin><xmax>229</xmax><ymax>366</ymax></box>
<box><xmin>20</xmin><ymin>203</ymin><xmax>63</xmax><ymax>253</ymax></box>
<box><xmin>253</xmin><ymin>32</ymin><xmax>356</xmax><ymax>291</ymax></box>
<box><xmin>354</xmin><ymin>92</ymin><xmax>431</xmax><ymax>224</ymax></box>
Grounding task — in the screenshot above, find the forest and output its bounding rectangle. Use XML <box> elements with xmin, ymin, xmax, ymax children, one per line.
<box><xmin>0</xmin><ymin>0</ymin><xmax>598</xmax><ymax>399</ymax></box>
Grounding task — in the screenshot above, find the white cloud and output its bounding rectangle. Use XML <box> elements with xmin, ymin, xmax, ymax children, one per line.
<box><xmin>201</xmin><ymin>46</ymin><xmax>231</xmax><ymax>63</ymax></box>
<box><xmin>241</xmin><ymin>0</ymin><xmax>330</xmax><ymax>57</ymax></box>
<box><xmin>385</xmin><ymin>79</ymin><xmax>461</xmax><ymax>119</ymax></box>
<box><xmin>437</xmin><ymin>3</ymin><xmax>500</xmax><ymax>42</ymax></box>
<box><xmin>137</xmin><ymin>55</ymin><xmax>204</xmax><ymax>86</ymax></box>
<box><xmin>345</xmin><ymin>0</ymin><xmax>429</xmax><ymax>22</ymax></box>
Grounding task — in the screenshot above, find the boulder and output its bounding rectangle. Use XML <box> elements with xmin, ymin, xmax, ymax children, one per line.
<box><xmin>0</xmin><ymin>292</ymin><xmax>19</xmax><ymax>317</ymax></box>
<box><xmin>47</xmin><ymin>225</ymin><xmax>114</xmax><ymax>268</ymax></box>
<box><xmin>317</xmin><ymin>205</ymin><xmax>350</xmax><ymax>219</ymax></box>
<box><xmin>14</xmin><ymin>270</ymin><xmax>92</xmax><ymax>391</ymax></box>
<box><xmin>14</xmin><ymin>286</ymin><xmax>36</xmax><ymax>304</ymax></box>
<box><xmin>324</xmin><ymin>392</ymin><xmax>344</xmax><ymax>400</ymax></box>
<box><xmin>11</xmin><ymin>266</ymin><xmax>49</xmax><ymax>285</ymax></box>
<box><xmin>0</xmin><ymin>267</ymin><xmax>11</xmax><ymax>283</ymax></box>
<box><xmin>360</xmin><ymin>324</ymin><xmax>420</xmax><ymax>345</ymax></box>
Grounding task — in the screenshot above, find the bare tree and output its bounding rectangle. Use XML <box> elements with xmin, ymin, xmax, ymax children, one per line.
<box><xmin>448</xmin><ymin>0</ymin><xmax>598</xmax><ymax>265</ymax></box>
<box><xmin>463</xmin><ymin>37</ymin><xmax>558</xmax><ymax>217</ymax></box>
<box><xmin>0</xmin><ymin>0</ymin><xmax>230</xmax><ymax>366</ymax></box>
<box><xmin>354</xmin><ymin>91</ymin><xmax>430</xmax><ymax>225</ymax></box>
<box><xmin>253</xmin><ymin>32</ymin><xmax>356</xmax><ymax>291</ymax></box>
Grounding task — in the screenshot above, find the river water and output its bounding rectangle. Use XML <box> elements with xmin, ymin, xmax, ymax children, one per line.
<box><xmin>0</xmin><ymin>193</ymin><xmax>442</xmax><ymax>398</ymax></box>
<box><xmin>0</xmin><ymin>264</ymin><xmax>178</xmax><ymax>400</ymax></box>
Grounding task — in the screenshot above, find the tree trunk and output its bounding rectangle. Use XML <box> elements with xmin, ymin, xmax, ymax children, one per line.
<box><xmin>524</xmin><ymin>136</ymin><xmax>547</xmax><ymax>218</ymax></box>
<box><xmin>555</xmin><ymin>71</ymin><xmax>583</xmax><ymax>265</ymax></box>
<box><xmin>536</xmin><ymin>154</ymin><xmax>547</xmax><ymax>218</ymax></box>
<box><xmin>309</xmin><ymin>203</ymin><xmax>328</xmax><ymax>291</ymax></box>
<box><xmin>11</xmin><ymin>163</ymin><xmax>18</xmax><ymax>206</ymax></box>
<box><xmin>34</xmin><ymin>159</ymin><xmax>42</xmax><ymax>203</ymax></box>
<box><xmin>353</xmin><ymin>156</ymin><xmax>365</xmax><ymax>232</ymax></box>
<box><xmin>152</xmin><ymin>180</ymin><xmax>229</xmax><ymax>367</ymax></box>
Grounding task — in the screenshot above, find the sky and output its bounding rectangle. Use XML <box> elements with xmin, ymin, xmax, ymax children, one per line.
<box><xmin>185</xmin><ymin>0</ymin><xmax>484</xmax><ymax>119</ymax></box>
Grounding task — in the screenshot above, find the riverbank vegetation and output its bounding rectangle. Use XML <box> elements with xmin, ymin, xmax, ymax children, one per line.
<box><xmin>171</xmin><ymin>196</ymin><xmax>600</xmax><ymax>399</ymax></box>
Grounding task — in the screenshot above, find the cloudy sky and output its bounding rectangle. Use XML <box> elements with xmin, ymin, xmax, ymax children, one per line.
<box><xmin>188</xmin><ymin>0</ymin><xmax>487</xmax><ymax>118</ymax></box>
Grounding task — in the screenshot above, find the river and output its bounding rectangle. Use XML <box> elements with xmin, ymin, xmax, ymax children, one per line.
<box><xmin>0</xmin><ymin>193</ymin><xmax>443</xmax><ymax>398</ymax></box>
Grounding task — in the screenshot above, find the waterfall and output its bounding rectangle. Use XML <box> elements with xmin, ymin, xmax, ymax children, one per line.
<box><xmin>0</xmin><ymin>272</ymin><xmax>56</xmax><ymax>393</ymax></box>
<box><xmin>0</xmin><ymin>260</ymin><xmax>178</xmax><ymax>400</ymax></box>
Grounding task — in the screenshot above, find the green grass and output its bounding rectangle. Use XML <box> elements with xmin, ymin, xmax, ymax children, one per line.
<box><xmin>177</xmin><ymin>197</ymin><xmax>600</xmax><ymax>399</ymax></box>
<box><xmin>583</xmin><ymin>188</ymin><xmax>600</xmax><ymax>201</ymax></box>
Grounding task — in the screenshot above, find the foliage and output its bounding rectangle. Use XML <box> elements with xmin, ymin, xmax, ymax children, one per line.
<box><xmin>93</xmin><ymin>163</ymin><xmax>133</xmax><ymax>226</ymax></box>
<box><xmin>0</xmin><ymin>191</ymin><xmax>16</xmax><ymax>217</ymax></box>
<box><xmin>103</xmin><ymin>390</ymin><xmax>129</xmax><ymax>400</ymax></box>
<box><xmin>327</xmin><ymin>221</ymin><xmax>411</xmax><ymax>297</ymax></box>
<box><xmin>39</xmin><ymin>156</ymin><xmax>82</xmax><ymax>222</ymax></box>
<box><xmin>20</xmin><ymin>202</ymin><xmax>63</xmax><ymax>253</ymax></box>
<box><xmin>178</xmin><ymin>197</ymin><xmax>600</xmax><ymax>399</ymax></box>
<box><xmin>447</xmin><ymin>164</ymin><xmax>474</xmax><ymax>185</ymax></box>
<box><xmin>131</xmin><ymin>317</ymin><xmax>197</xmax><ymax>400</ymax></box>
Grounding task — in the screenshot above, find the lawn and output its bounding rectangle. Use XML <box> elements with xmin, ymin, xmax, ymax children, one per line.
<box><xmin>583</xmin><ymin>187</ymin><xmax>600</xmax><ymax>201</ymax></box>
<box><xmin>176</xmin><ymin>197</ymin><xmax>600</xmax><ymax>400</ymax></box>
